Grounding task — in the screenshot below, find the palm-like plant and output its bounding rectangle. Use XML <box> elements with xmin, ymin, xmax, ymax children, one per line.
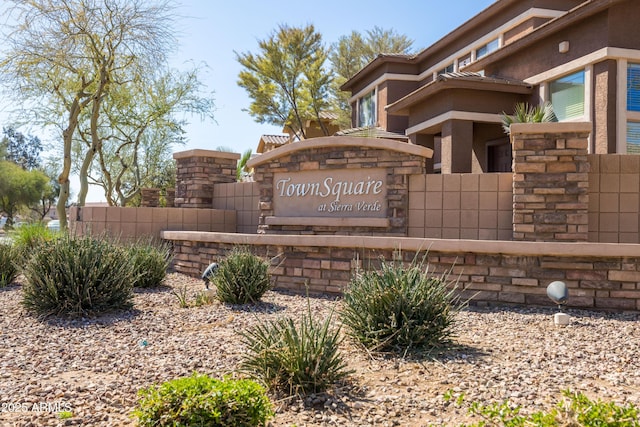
<box><xmin>501</xmin><ymin>101</ymin><xmax>558</xmax><ymax>134</ymax></box>
<box><xmin>236</xmin><ymin>149</ymin><xmax>252</xmax><ymax>181</ymax></box>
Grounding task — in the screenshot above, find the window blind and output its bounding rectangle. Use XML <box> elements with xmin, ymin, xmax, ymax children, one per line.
<box><xmin>627</xmin><ymin>64</ymin><xmax>640</xmax><ymax>112</ymax></box>
<box><xmin>550</xmin><ymin>71</ymin><xmax>585</xmax><ymax>121</ymax></box>
<box><xmin>627</xmin><ymin>121</ymin><xmax>640</xmax><ymax>154</ymax></box>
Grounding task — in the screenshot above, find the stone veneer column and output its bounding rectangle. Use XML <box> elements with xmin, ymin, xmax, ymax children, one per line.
<box><xmin>173</xmin><ymin>149</ymin><xmax>240</xmax><ymax>208</ymax></box>
<box><xmin>140</xmin><ymin>188</ymin><xmax>160</xmax><ymax>207</ymax></box>
<box><xmin>511</xmin><ymin>122</ymin><xmax>591</xmax><ymax>242</ymax></box>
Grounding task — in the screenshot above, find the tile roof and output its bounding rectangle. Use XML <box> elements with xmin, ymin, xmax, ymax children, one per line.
<box><xmin>334</xmin><ymin>126</ymin><xmax>408</xmax><ymax>140</ymax></box>
<box><xmin>260</xmin><ymin>134</ymin><xmax>291</xmax><ymax>144</ymax></box>
<box><xmin>318</xmin><ymin>111</ymin><xmax>339</xmax><ymax>120</ymax></box>
<box><xmin>437</xmin><ymin>71</ymin><xmax>529</xmax><ymax>86</ymax></box>
<box><xmin>257</xmin><ymin>134</ymin><xmax>292</xmax><ymax>154</ymax></box>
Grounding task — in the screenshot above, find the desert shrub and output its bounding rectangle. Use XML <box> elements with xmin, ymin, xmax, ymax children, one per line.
<box><xmin>0</xmin><ymin>243</ymin><xmax>18</xmax><ymax>287</ymax></box>
<box><xmin>448</xmin><ymin>389</ymin><xmax>639</xmax><ymax>426</ymax></box>
<box><xmin>214</xmin><ymin>246</ymin><xmax>271</xmax><ymax>304</ymax></box>
<box><xmin>126</xmin><ymin>240</ymin><xmax>172</xmax><ymax>288</ymax></box>
<box><xmin>241</xmin><ymin>306</ymin><xmax>348</xmax><ymax>395</ymax></box>
<box><xmin>10</xmin><ymin>222</ymin><xmax>61</xmax><ymax>265</ymax></box>
<box><xmin>341</xmin><ymin>256</ymin><xmax>462</xmax><ymax>354</ymax></box>
<box><xmin>22</xmin><ymin>234</ymin><xmax>135</xmax><ymax>317</ymax></box>
<box><xmin>134</xmin><ymin>373</ymin><xmax>273</xmax><ymax>427</ymax></box>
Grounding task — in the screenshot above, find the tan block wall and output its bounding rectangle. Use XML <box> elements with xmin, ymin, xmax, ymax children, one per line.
<box><xmin>408</xmin><ymin>173</ymin><xmax>513</xmax><ymax>240</ymax></box>
<box><xmin>70</xmin><ymin>206</ymin><xmax>236</xmax><ymax>240</ymax></box>
<box><xmin>588</xmin><ymin>154</ymin><xmax>640</xmax><ymax>243</ymax></box>
<box><xmin>213</xmin><ymin>182</ymin><xmax>260</xmax><ymax>234</ymax></box>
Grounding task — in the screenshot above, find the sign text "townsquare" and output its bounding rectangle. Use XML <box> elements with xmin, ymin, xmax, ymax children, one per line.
<box><xmin>275</xmin><ymin>176</ymin><xmax>383</xmax><ymax>203</ymax></box>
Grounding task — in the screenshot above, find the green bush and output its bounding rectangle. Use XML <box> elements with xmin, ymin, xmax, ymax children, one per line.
<box><xmin>341</xmin><ymin>256</ymin><xmax>462</xmax><ymax>354</ymax></box>
<box><xmin>21</xmin><ymin>234</ymin><xmax>135</xmax><ymax>317</ymax></box>
<box><xmin>448</xmin><ymin>389</ymin><xmax>639</xmax><ymax>426</ymax></box>
<box><xmin>134</xmin><ymin>373</ymin><xmax>273</xmax><ymax>427</ymax></box>
<box><xmin>126</xmin><ymin>240</ymin><xmax>172</xmax><ymax>288</ymax></box>
<box><xmin>214</xmin><ymin>246</ymin><xmax>271</xmax><ymax>304</ymax></box>
<box><xmin>0</xmin><ymin>243</ymin><xmax>18</xmax><ymax>287</ymax></box>
<box><xmin>241</xmin><ymin>306</ymin><xmax>349</xmax><ymax>395</ymax></box>
<box><xmin>10</xmin><ymin>222</ymin><xmax>61</xmax><ymax>265</ymax></box>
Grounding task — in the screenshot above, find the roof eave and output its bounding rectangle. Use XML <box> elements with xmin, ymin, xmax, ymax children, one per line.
<box><xmin>340</xmin><ymin>54</ymin><xmax>415</xmax><ymax>91</ymax></box>
<box><xmin>466</xmin><ymin>0</ymin><xmax>621</xmax><ymax>73</ymax></box>
<box><xmin>386</xmin><ymin>79</ymin><xmax>532</xmax><ymax>116</ymax></box>
<box><xmin>411</xmin><ymin>0</ymin><xmax>520</xmax><ymax>64</ymax></box>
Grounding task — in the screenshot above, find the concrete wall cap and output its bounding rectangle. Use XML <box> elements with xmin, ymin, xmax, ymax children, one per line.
<box><xmin>160</xmin><ymin>231</ymin><xmax>640</xmax><ymax>258</ymax></box>
<box><xmin>246</xmin><ymin>136</ymin><xmax>433</xmax><ymax>169</ymax></box>
<box><xmin>173</xmin><ymin>149</ymin><xmax>241</xmax><ymax>160</ymax></box>
<box><xmin>510</xmin><ymin>122</ymin><xmax>592</xmax><ymax>135</ymax></box>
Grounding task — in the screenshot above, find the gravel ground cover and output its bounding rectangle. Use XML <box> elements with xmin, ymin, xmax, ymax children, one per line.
<box><xmin>1</xmin><ymin>272</ymin><xmax>639</xmax><ymax>426</ymax></box>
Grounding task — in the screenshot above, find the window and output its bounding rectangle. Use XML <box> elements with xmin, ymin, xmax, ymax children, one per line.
<box><xmin>627</xmin><ymin>63</ymin><xmax>640</xmax><ymax>112</ymax></box>
<box><xmin>549</xmin><ymin>71</ymin><xmax>585</xmax><ymax>121</ymax></box>
<box><xmin>437</xmin><ymin>63</ymin><xmax>454</xmax><ymax>76</ymax></box>
<box><xmin>357</xmin><ymin>90</ymin><xmax>376</xmax><ymax>127</ymax></box>
<box><xmin>476</xmin><ymin>38</ymin><xmax>499</xmax><ymax>59</ymax></box>
<box><xmin>458</xmin><ymin>54</ymin><xmax>472</xmax><ymax>68</ymax></box>
<box><xmin>627</xmin><ymin>122</ymin><xmax>640</xmax><ymax>154</ymax></box>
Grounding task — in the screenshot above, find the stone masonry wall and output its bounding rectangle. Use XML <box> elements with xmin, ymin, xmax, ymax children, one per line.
<box><xmin>173</xmin><ymin>150</ymin><xmax>240</xmax><ymax>208</ymax></box>
<box><xmin>511</xmin><ymin>123</ymin><xmax>591</xmax><ymax>242</ymax></box>
<box><xmin>165</xmin><ymin>233</ymin><xmax>640</xmax><ymax>312</ymax></box>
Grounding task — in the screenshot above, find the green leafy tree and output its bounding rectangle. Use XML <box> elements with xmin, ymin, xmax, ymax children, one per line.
<box><xmin>0</xmin><ymin>126</ymin><xmax>54</xmax><ymax>220</ymax></box>
<box><xmin>1</xmin><ymin>126</ymin><xmax>43</xmax><ymax>170</ymax></box>
<box><xmin>31</xmin><ymin>159</ymin><xmax>60</xmax><ymax>220</ymax></box>
<box><xmin>329</xmin><ymin>27</ymin><xmax>414</xmax><ymax>128</ymax></box>
<box><xmin>0</xmin><ymin>161</ymin><xmax>49</xmax><ymax>226</ymax></box>
<box><xmin>236</xmin><ymin>24</ymin><xmax>332</xmax><ymax>140</ymax></box>
<box><xmin>74</xmin><ymin>67</ymin><xmax>213</xmax><ymax>206</ymax></box>
<box><xmin>0</xmin><ymin>0</ymin><xmax>199</xmax><ymax>228</ymax></box>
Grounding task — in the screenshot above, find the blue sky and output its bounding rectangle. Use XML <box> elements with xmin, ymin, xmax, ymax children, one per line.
<box><xmin>1</xmin><ymin>0</ymin><xmax>496</xmax><ymax>202</ymax></box>
<box><xmin>172</xmin><ymin>0</ymin><xmax>495</xmax><ymax>154</ymax></box>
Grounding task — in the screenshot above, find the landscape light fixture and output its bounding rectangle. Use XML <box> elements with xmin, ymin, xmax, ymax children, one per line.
<box><xmin>547</xmin><ymin>280</ymin><xmax>570</xmax><ymax>326</ymax></box>
<box><xmin>201</xmin><ymin>262</ymin><xmax>219</xmax><ymax>299</ymax></box>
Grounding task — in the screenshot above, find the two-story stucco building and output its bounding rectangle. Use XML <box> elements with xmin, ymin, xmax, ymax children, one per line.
<box><xmin>341</xmin><ymin>0</ymin><xmax>640</xmax><ymax>174</ymax></box>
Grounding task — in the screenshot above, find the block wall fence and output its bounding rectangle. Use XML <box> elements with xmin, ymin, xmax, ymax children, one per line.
<box><xmin>70</xmin><ymin>123</ymin><xmax>640</xmax><ymax>311</ymax></box>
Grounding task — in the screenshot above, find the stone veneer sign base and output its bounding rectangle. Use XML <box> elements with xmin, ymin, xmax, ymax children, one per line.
<box><xmin>246</xmin><ymin>136</ymin><xmax>433</xmax><ymax>236</ymax></box>
<box><xmin>158</xmin><ymin>127</ymin><xmax>640</xmax><ymax>312</ymax></box>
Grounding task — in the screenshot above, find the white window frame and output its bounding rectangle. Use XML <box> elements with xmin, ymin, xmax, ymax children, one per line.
<box><xmin>476</xmin><ymin>38</ymin><xmax>499</xmax><ymax>59</ymax></box>
<box><xmin>548</xmin><ymin>69</ymin><xmax>587</xmax><ymax>122</ymax></box>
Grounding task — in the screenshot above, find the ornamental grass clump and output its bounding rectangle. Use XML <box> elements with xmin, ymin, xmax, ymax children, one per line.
<box><xmin>10</xmin><ymin>222</ymin><xmax>61</xmax><ymax>266</ymax></box>
<box><xmin>0</xmin><ymin>243</ymin><xmax>18</xmax><ymax>287</ymax></box>
<box><xmin>126</xmin><ymin>239</ymin><xmax>172</xmax><ymax>288</ymax></box>
<box><xmin>213</xmin><ymin>246</ymin><xmax>271</xmax><ymax>304</ymax></box>
<box><xmin>341</xmin><ymin>256</ymin><xmax>462</xmax><ymax>355</ymax></box>
<box><xmin>22</xmin><ymin>234</ymin><xmax>135</xmax><ymax>317</ymax></box>
<box><xmin>134</xmin><ymin>373</ymin><xmax>273</xmax><ymax>427</ymax></box>
<box><xmin>240</xmin><ymin>304</ymin><xmax>349</xmax><ymax>395</ymax></box>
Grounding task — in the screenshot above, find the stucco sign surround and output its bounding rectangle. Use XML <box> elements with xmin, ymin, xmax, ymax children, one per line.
<box><xmin>273</xmin><ymin>169</ymin><xmax>386</xmax><ymax>218</ymax></box>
